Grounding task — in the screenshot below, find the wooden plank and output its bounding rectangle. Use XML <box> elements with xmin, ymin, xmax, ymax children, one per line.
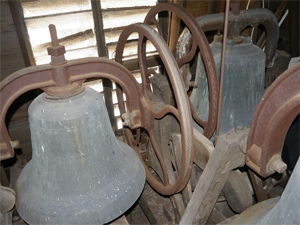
<box><xmin>138</xmin><ymin>183</ymin><xmax>175</xmax><ymax>225</ymax></box>
<box><xmin>91</xmin><ymin>0</ymin><xmax>116</xmax><ymax>130</ymax></box>
<box><xmin>180</xmin><ymin>128</ymin><xmax>248</xmax><ymax>224</ymax></box>
<box><xmin>288</xmin><ymin>0</ymin><xmax>300</xmax><ymax>57</ymax></box>
<box><xmin>104</xmin><ymin>25</ymin><xmax>157</xmax><ymax>44</ymax></box>
<box><xmin>107</xmin><ymin>40</ymin><xmax>156</xmax><ymax>59</ymax></box>
<box><xmin>34</xmin><ymin>46</ymin><xmax>98</xmax><ymax>65</ymax></box>
<box><xmin>9</xmin><ymin>122</ymin><xmax>31</xmax><ymax>146</ymax></box>
<box><xmin>109</xmin><ymin>215</ymin><xmax>129</xmax><ymax>225</ymax></box>
<box><xmin>21</xmin><ymin>0</ymin><xmax>91</xmax><ymax>18</ymax></box>
<box><xmin>0</xmin><ymin>1</ymin><xmax>26</xmax><ymax>75</ymax></box>
<box><xmin>0</xmin><ymin>1</ymin><xmax>15</xmax><ymax>33</ymax></box>
<box><xmin>122</xmin><ymin>54</ymin><xmax>162</xmax><ymax>71</ymax></box>
<box><xmin>101</xmin><ymin>0</ymin><xmax>156</xmax><ymax>9</ymax></box>
<box><xmin>207</xmin><ymin>0</ymin><xmax>221</xmax><ymax>15</ymax></box>
<box><xmin>24</xmin><ymin>8</ymin><xmax>150</xmax><ymax>44</ymax></box>
<box><xmin>193</xmin><ymin>128</ymin><xmax>214</xmax><ymax>170</ymax></box>
<box><xmin>33</xmin><ymin>29</ymin><xmax>95</xmax><ymax>56</ymax></box>
<box><xmin>8</xmin><ymin>0</ymin><xmax>35</xmax><ymax>66</ymax></box>
<box><xmin>186</xmin><ymin>0</ymin><xmax>209</xmax><ymax>18</ymax></box>
<box><xmin>91</xmin><ymin>0</ymin><xmax>107</xmax><ymax>57</ymax></box>
<box><xmin>0</xmin><ymin>166</ymin><xmax>9</xmax><ymax>186</ymax></box>
<box><xmin>102</xmin><ymin>8</ymin><xmax>151</xmax><ymax>29</ymax></box>
<box><xmin>0</xmin><ymin>58</ymin><xmax>25</xmax><ymax>71</ymax></box>
<box><xmin>168</xmin><ymin>1</ymin><xmax>184</xmax><ymax>54</ymax></box>
<box><xmin>0</xmin><ymin>31</ymin><xmax>23</xmax><ymax>53</ymax></box>
<box><xmin>25</xmin><ymin>11</ymin><xmax>95</xmax><ymax>48</ymax></box>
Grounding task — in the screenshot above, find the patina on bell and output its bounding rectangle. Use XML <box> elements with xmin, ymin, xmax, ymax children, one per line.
<box><xmin>16</xmin><ymin>87</ymin><xmax>145</xmax><ymax>224</ymax></box>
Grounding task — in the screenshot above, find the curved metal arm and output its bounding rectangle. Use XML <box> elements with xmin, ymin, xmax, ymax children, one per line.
<box><xmin>246</xmin><ymin>63</ymin><xmax>300</xmax><ymax>177</ymax></box>
<box><xmin>0</xmin><ymin>58</ymin><xmax>143</xmax><ymax>161</ymax></box>
<box><xmin>178</xmin><ymin>8</ymin><xmax>279</xmax><ymax>68</ymax></box>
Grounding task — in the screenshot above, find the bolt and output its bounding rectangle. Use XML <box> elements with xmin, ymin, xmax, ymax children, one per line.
<box><xmin>268</xmin><ymin>157</ymin><xmax>287</xmax><ymax>174</ymax></box>
<box><xmin>11</xmin><ymin>140</ymin><xmax>19</xmax><ymax>148</ymax></box>
<box><xmin>190</xmin><ymin>82</ymin><xmax>198</xmax><ymax>89</ymax></box>
<box><xmin>47</xmin><ymin>24</ymin><xmax>66</xmax><ymax>64</ymax></box>
<box><xmin>18</xmin><ymin>159</ymin><xmax>27</xmax><ymax>169</ymax></box>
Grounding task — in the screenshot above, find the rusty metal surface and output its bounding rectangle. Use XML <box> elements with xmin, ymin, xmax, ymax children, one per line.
<box><xmin>246</xmin><ymin>63</ymin><xmax>300</xmax><ymax>177</ymax></box>
<box><xmin>115</xmin><ymin>23</ymin><xmax>193</xmax><ymax>195</ymax></box>
<box><xmin>178</xmin><ymin>8</ymin><xmax>279</xmax><ymax>68</ymax></box>
<box><xmin>140</xmin><ymin>3</ymin><xmax>219</xmax><ymax>139</ymax></box>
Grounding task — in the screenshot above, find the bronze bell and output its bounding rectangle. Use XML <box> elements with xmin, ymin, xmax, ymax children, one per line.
<box><xmin>14</xmin><ymin>25</ymin><xmax>145</xmax><ymax>224</ymax></box>
<box><xmin>16</xmin><ymin>88</ymin><xmax>145</xmax><ymax>224</ymax></box>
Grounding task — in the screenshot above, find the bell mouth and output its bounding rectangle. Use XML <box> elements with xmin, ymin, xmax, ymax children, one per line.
<box><xmin>16</xmin><ymin>141</ymin><xmax>145</xmax><ymax>225</ymax></box>
<box><xmin>15</xmin><ymin>87</ymin><xmax>145</xmax><ymax>224</ymax></box>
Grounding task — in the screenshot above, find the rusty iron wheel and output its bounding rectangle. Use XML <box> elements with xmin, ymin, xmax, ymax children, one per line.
<box><xmin>140</xmin><ymin>3</ymin><xmax>219</xmax><ymax>139</ymax></box>
<box><xmin>115</xmin><ymin>23</ymin><xmax>194</xmax><ymax>195</ymax></box>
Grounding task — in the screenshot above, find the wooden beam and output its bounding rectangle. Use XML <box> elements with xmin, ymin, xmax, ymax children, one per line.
<box><xmin>0</xmin><ymin>165</ymin><xmax>9</xmax><ymax>186</ymax></box>
<box><xmin>8</xmin><ymin>0</ymin><xmax>35</xmax><ymax>67</ymax></box>
<box><xmin>91</xmin><ymin>0</ymin><xmax>116</xmax><ymax>130</ymax></box>
<box><xmin>207</xmin><ymin>0</ymin><xmax>222</xmax><ymax>14</ymax></box>
<box><xmin>122</xmin><ymin>54</ymin><xmax>162</xmax><ymax>71</ymax></box>
<box><xmin>288</xmin><ymin>0</ymin><xmax>300</xmax><ymax>57</ymax></box>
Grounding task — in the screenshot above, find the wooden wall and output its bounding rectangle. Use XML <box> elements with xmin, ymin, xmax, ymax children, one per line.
<box><xmin>1</xmin><ymin>0</ymin><xmax>33</xmax><ymax>164</ymax></box>
<box><xmin>1</xmin><ymin>0</ymin><xmax>25</xmax><ymax>80</ymax></box>
<box><xmin>186</xmin><ymin>0</ymin><xmax>261</xmax><ymax>18</ymax></box>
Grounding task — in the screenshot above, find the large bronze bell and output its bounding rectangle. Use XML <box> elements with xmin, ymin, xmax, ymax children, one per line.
<box><xmin>9</xmin><ymin>25</ymin><xmax>146</xmax><ymax>224</ymax></box>
<box><xmin>16</xmin><ymin>87</ymin><xmax>145</xmax><ymax>224</ymax></box>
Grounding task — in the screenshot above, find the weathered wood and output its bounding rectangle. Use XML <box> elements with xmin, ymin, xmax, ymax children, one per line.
<box><xmin>102</xmin><ymin>8</ymin><xmax>152</xmax><ymax>30</ymax></box>
<box><xmin>193</xmin><ymin>128</ymin><xmax>214</xmax><ymax>169</ymax></box>
<box><xmin>1</xmin><ymin>0</ymin><xmax>15</xmax><ymax>32</ymax></box>
<box><xmin>168</xmin><ymin>1</ymin><xmax>184</xmax><ymax>54</ymax></box>
<box><xmin>101</xmin><ymin>0</ymin><xmax>156</xmax><ymax>9</ymax></box>
<box><xmin>91</xmin><ymin>0</ymin><xmax>107</xmax><ymax>57</ymax></box>
<box><xmin>33</xmin><ymin>29</ymin><xmax>95</xmax><ymax>55</ymax></box>
<box><xmin>138</xmin><ymin>183</ymin><xmax>175</xmax><ymax>225</ymax></box>
<box><xmin>187</xmin><ymin>0</ymin><xmax>209</xmax><ymax>18</ymax></box>
<box><xmin>109</xmin><ymin>215</ymin><xmax>129</xmax><ymax>225</ymax></box>
<box><xmin>104</xmin><ymin>25</ymin><xmax>157</xmax><ymax>44</ymax></box>
<box><xmin>21</xmin><ymin>0</ymin><xmax>91</xmax><ymax>18</ymax></box>
<box><xmin>1</xmin><ymin>1</ymin><xmax>26</xmax><ymax>80</ymax></box>
<box><xmin>34</xmin><ymin>46</ymin><xmax>98</xmax><ymax>65</ymax></box>
<box><xmin>0</xmin><ymin>166</ymin><xmax>9</xmax><ymax>186</ymax></box>
<box><xmin>107</xmin><ymin>39</ymin><xmax>156</xmax><ymax>60</ymax></box>
<box><xmin>91</xmin><ymin>0</ymin><xmax>116</xmax><ymax>130</ymax></box>
<box><xmin>8</xmin><ymin>0</ymin><xmax>35</xmax><ymax>66</ymax></box>
<box><xmin>180</xmin><ymin>128</ymin><xmax>248</xmax><ymax>225</ymax></box>
<box><xmin>207</xmin><ymin>0</ymin><xmax>222</xmax><ymax>14</ymax></box>
<box><xmin>119</xmin><ymin>54</ymin><xmax>161</xmax><ymax>72</ymax></box>
<box><xmin>24</xmin><ymin>11</ymin><xmax>95</xmax><ymax>47</ymax></box>
<box><xmin>288</xmin><ymin>0</ymin><xmax>300</xmax><ymax>57</ymax></box>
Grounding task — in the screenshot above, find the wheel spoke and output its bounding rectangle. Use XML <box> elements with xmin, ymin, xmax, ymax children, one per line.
<box><xmin>138</xmin><ymin>34</ymin><xmax>148</xmax><ymax>96</ymax></box>
<box><xmin>189</xmin><ymin>98</ymin><xmax>207</xmax><ymax>128</ymax></box>
<box><xmin>153</xmin><ymin>105</ymin><xmax>179</xmax><ymax>120</ymax></box>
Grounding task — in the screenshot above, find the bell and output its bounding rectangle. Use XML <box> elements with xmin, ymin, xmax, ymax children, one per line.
<box><xmin>16</xmin><ymin>87</ymin><xmax>145</xmax><ymax>224</ymax></box>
